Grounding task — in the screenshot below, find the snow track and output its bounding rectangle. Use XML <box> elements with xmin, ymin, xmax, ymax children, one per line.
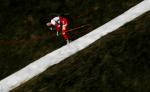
<box><xmin>0</xmin><ymin>0</ymin><xmax>150</xmax><ymax>91</ymax></box>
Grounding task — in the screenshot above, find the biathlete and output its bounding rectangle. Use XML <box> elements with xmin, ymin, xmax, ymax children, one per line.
<box><xmin>46</xmin><ymin>16</ymin><xmax>70</xmax><ymax>44</ymax></box>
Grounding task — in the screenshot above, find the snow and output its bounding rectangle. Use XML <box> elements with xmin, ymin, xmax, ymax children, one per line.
<box><xmin>0</xmin><ymin>0</ymin><xmax>150</xmax><ymax>92</ymax></box>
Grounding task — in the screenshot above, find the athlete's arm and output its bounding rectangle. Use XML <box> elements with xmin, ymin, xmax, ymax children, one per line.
<box><xmin>46</xmin><ymin>22</ymin><xmax>52</xmax><ymax>26</ymax></box>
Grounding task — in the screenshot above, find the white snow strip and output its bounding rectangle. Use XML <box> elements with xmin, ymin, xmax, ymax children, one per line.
<box><xmin>0</xmin><ymin>0</ymin><xmax>150</xmax><ymax>92</ymax></box>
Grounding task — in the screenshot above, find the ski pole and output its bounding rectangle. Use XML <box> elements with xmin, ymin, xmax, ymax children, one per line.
<box><xmin>67</xmin><ymin>24</ymin><xmax>91</xmax><ymax>32</ymax></box>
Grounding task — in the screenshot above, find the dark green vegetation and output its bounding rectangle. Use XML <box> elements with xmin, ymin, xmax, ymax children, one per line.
<box><xmin>12</xmin><ymin>12</ymin><xmax>150</xmax><ymax>92</ymax></box>
<box><xmin>0</xmin><ymin>0</ymin><xmax>142</xmax><ymax>80</ymax></box>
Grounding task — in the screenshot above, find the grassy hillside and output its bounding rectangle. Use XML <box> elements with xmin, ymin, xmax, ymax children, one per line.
<box><xmin>12</xmin><ymin>12</ymin><xmax>150</xmax><ymax>92</ymax></box>
<box><xmin>0</xmin><ymin>0</ymin><xmax>142</xmax><ymax>80</ymax></box>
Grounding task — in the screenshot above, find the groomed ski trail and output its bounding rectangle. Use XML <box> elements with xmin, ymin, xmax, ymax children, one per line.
<box><xmin>0</xmin><ymin>0</ymin><xmax>150</xmax><ymax>91</ymax></box>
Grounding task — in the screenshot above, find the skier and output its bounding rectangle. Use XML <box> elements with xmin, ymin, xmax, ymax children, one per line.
<box><xmin>46</xmin><ymin>16</ymin><xmax>70</xmax><ymax>44</ymax></box>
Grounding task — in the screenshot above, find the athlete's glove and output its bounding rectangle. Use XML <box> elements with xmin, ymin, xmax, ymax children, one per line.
<box><xmin>56</xmin><ymin>32</ymin><xmax>59</xmax><ymax>36</ymax></box>
<box><xmin>49</xmin><ymin>27</ymin><xmax>53</xmax><ymax>31</ymax></box>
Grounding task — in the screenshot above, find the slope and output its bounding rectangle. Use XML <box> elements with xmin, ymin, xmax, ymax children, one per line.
<box><xmin>0</xmin><ymin>0</ymin><xmax>142</xmax><ymax>80</ymax></box>
<box><xmin>12</xmin><ymin>11</ymin><xmax>150</xmax><ymax>92</ymax></box>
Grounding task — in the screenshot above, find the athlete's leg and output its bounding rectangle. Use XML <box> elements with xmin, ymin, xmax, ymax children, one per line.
<box><xmin>62</xmin><ymin>25</ymin><xmax>69</xmax><ymax>43</ymax></box>
<box><xmin>55</xmin><ymin>24</ymin><xmax>61</xmax><ymax>36</ymax></box>
<box><xmin>55</xmin><ymin>24</ymin><xmax>61</xmax><ymax>32</ymax></box>
<box><xmin>62</xmin><ymin>32</ymin><xmax>68</xmax><ymax>40</ymax></box>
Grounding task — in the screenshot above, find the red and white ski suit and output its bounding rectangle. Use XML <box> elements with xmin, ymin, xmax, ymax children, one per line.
<box><xmin>47</xmin><ymin>16</ymin><xmax>69</xmax><ymax>41</ymax></box>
